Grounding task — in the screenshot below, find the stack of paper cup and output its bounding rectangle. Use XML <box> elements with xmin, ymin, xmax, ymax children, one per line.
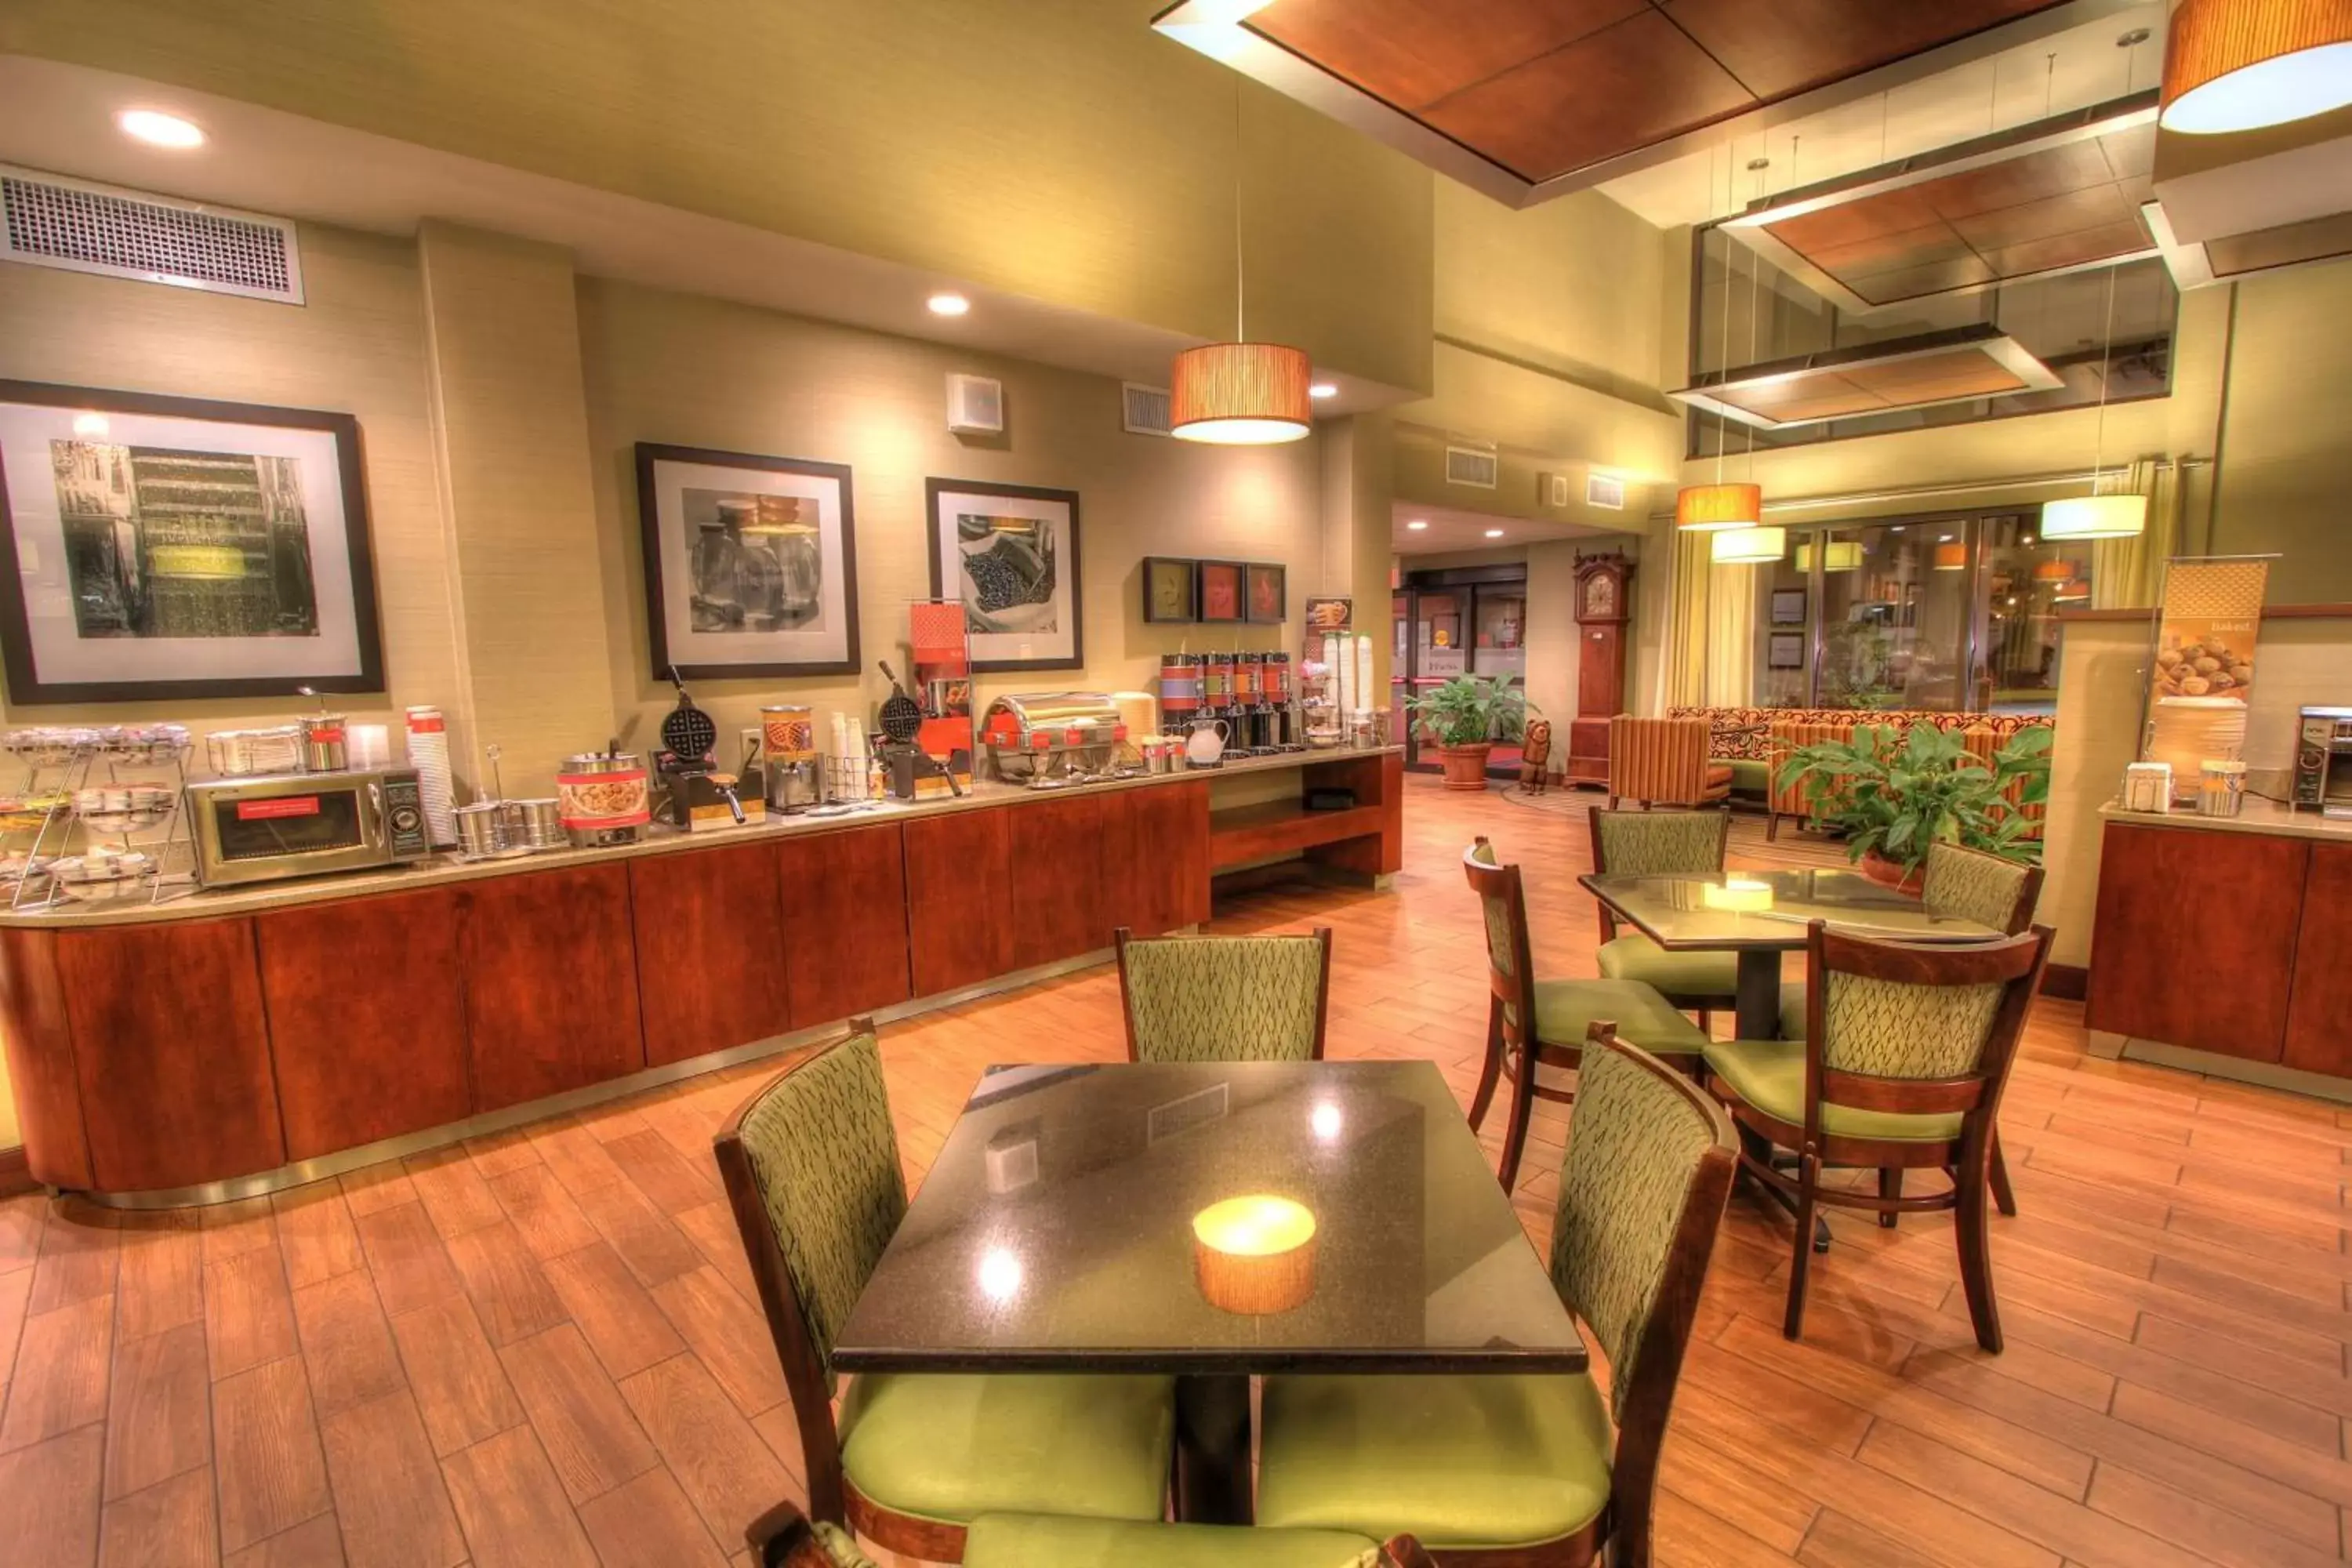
<box><xmin>346</xmin><ymin>723</ymin><xmax>391</xmax><ymax>772</ymax></box>
<box><xmin>405</xmin><ymin>706</ymin><xmax>459</xmax><ymax>847</ymax></box>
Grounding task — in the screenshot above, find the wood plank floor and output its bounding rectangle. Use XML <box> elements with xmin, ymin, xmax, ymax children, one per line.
<box><xmin>7</xmin><ymin>775</ymin><xmax>2352</xmax><ymax>1566</ymax></box>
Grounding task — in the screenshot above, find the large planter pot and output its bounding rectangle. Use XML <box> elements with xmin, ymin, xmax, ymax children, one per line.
<box><xmin>1438</xmin><ymin>744</ymin><xmax>1494</xmax><ymax>790</ymax></box>
<box><xmin>1859</xmin><ymin>850</ymin><xmax>1925</xmax><ymax>895</ymax></box>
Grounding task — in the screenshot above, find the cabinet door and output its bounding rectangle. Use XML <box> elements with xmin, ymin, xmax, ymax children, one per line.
<box><xmin>58</xmin><ymin>917</ymin><xmax>286</xmax><ymax>1192</ymax></box>
<box><xmin>778</xmin><ymin>822</ymin><xmax>911</xmax><ymax>1028</ymax></box>
<box><xmin>2088</xmin><ymin>822</ymin><xmax>2307</xmax><ymax>1062</ymax></box>
<box><xmin>2285</xmin><ymin>844</ymin><xmax>2352</xmax><ymax>1076</ymax></box>
<box><xmin>903</xmin><ymin>808</ymin><xmax>1013</xmax><ymax>996</ymax></box>
<box><xmin>1109</xmin><ymin>782</ymin><xmax>1210</xmax><ymax>937</ymax></box>
<box><xmin>631</xmin><ymin>842</ymin><xmax>789</xmax><ymax>1067</ymax></box>
<box><xmin>462</xmin><ymin>863</ymin><xmax>646</xmax><ymax>1112</ymax></box>
<box><xmin>1006</xmin><ymin>793</ymin><xmax>1109</xmax><ymax>971</ymax></box>
<box><xmin>258</xmin><ymin>887</ymin><xmax>471</xmax><ymax>1160</ymax></box>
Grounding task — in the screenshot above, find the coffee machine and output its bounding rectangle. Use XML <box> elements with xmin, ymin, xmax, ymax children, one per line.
<box><xmin>2292</xmin><ymin>706</ymin><xmax>2352</xmax><ymax>816</ymax></box>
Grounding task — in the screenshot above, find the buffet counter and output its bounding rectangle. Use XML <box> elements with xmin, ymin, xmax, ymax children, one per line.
<box><xmin>1</xmin><ymin>749</ymin><xmax>1403</xmax><ymax>1204</ymax></box>
<box><xmin>2086</xmin><ymin>797</ymin><xmax>2352</xmax><ymax>1096</ymax></box>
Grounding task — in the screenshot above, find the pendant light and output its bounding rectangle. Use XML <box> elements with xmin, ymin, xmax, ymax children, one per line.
<box><xmin>1171</xmin><ymin>87</ymin><xmax>1312</xmax><ymax>445</ymax></box>
<box><xmin>1711</xmin><ymin>525</ymin><xmax>1787</xmax><ymax>564</ymax></box>
<box><xmin>2043</xmin><ymin>263</ymin><xmax>2147</xmax><ymax>541</ymax></box>
<box><xmin>1933</xmin><ymin>541</ymin><xmax>1969</xmax><ymax>571</ymax></box>
<box><xmin>2161</xmin><ymin>0</ymin><xmax>2352</xmax><ymax>135</ymax></box>
<box><xmin>1679</xmin><ymin>146</ymin><xmax>1765</xmax><ymax>532</ymax></box>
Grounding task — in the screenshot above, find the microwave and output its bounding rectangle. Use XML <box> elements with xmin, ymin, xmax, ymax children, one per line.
<box><xmin>186</xmin><ymin>768</ymin><xmax>433</xmax><ymax>887</ymax></box>
<box><xmin>2292</xmin><ymin>707</ymin><xmax>2352</xmax><ymax>817</ymax></box>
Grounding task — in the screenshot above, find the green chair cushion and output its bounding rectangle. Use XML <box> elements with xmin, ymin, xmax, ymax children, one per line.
<box><xmin>1256</xmin><ymin>1372</ymin><xmax>1612</xmax><ymax>1550</ymax></box>
<box><xmin>965</xmin><ymin>1515</ymin><xmax>1380</xmax><ymax>1568</ymax></box>
<box><xmin>1534</xmin><ymin>977</ymin><xmax>1708</xmax><ymax>1056</ymax></box>
<box><xmin>1700</xmin><ymin>1037</ymin><xmax>1962</xmax><ymax>1142</ymax></box>
<box><xmin>837</xmin><ymin>1371</ymin><xmax>1174</xmax><ymax>1526</ymax></box>
<box><xmin>1595</xmin><ymin>935</ymin><xmax>1739</xmax><ymax>1004</ymax></box>
<box><xmin>1722</xmin><ymin>757</ymin><xmax>1770</xmax><ymax>793</ymax></box>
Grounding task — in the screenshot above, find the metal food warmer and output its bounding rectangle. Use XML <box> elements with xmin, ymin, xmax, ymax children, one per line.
<box><xmin>978</xmin><ymin>692</ymin><xmax>1131</xmax><ymax>786</ymax></box>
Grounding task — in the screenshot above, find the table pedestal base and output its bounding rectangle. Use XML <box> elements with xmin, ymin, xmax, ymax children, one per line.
<box><xmin>1735</xmin><ymin>948</ymin><xmax>1783</xmax><ymax>1041</ymax></box>
<box><xmin>1174</xmin><ymin>1373</ymin><xmax>1252</xmax><ymax>1524</ymax></box>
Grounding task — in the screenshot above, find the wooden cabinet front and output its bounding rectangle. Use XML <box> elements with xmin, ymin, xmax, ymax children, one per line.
<box><xmin>904</xmin><ymin>808</ymin><xmax>1013</xmax><ymax>996</ymax></box>
<box><xmin>461</xmin><ymin>863</ymin><xmax>646</xmax><ymax>1112</ymax></box>
<box><xmin>257</xmin><ymin>887</ymin><xmax>471</xmax><ymax>1161</ymax></box>
<box><xmin>1109</xmin><ymin>782</ymin><xmax>1210</xmax><ymax>937</ymax></box>
<box><xmin>0</xmin><ymin>927</ymin><xmax>90</xmax><ymax>1189</ymax></box>
<box><xmin>57</xmin><ymin>917</ymin><xmax>286</xmax><ymax>1192</ymax></box>
<box><xmin>778</xmin><ymin>822</ymin><xmax>911</xmax><ymax>1028</ymax></box>
<box><xmin>2088</xmin><ymin>822</ymin><xmax>2309</xmax><ymax>1062</ymax></box>
<box><xmin>1007</xmin><ymin>793</ymin><xmax>1110</xmax><ymax>971</ymax></box>
<box><xmin>2284</xmin><ymin>844</ymin><xmax>2352</xmax><ymax>1077</ymax></box>
<box><xmin>631</xmin><ymin>842</ymin><xmax>789</xmax><ymax>1067</ymax></box>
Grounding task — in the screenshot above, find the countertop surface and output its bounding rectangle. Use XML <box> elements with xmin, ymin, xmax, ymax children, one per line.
<box><xmin>2100</xmin><ymin>795</ymin><xmax>2352</xmax><ymax>843</ymax></box>
<box><xmin>6</xmin><ymin>746</ymin><xmax>1401</xmax><ymax>930</ymax></box>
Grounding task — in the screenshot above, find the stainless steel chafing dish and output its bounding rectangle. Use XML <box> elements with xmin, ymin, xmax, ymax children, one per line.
<box><xmin>979</xmin><ymin>692</ymin><xmax>1128</xmax><ymax>785</ymax></box>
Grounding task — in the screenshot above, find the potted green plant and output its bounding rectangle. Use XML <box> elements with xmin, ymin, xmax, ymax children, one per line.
<box><xmin>1403</xmin><ymin>673</ymin><xmax>1533</xmax><ymax>791</ymax></box>
<box><xmin>1777</xmin><ymin>721</ymin><xmax>2051</xmax><ymax>890</ymax></box>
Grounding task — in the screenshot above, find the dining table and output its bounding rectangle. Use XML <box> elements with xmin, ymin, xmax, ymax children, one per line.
<box><xmin>829</xmin><ymin>1058</ymin><xmax>1588</xmax><ymax>1525</ymax></box>
<box><xmin>1577</xmin><ymin>866</ymin><xmax>2007</xmax><ymax>1041</ymax></box>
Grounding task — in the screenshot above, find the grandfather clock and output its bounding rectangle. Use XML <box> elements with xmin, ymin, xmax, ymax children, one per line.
<box><xmin>1566</xmin><ymin>551</ymin><xmax>1632</xmax><ymax>787</ymax></box>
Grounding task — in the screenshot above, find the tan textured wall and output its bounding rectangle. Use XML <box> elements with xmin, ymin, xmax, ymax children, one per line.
<box><xmin>572</xmin><ymin>277</ymin><xmax>1327</xmax><ymax>759</ymax></box>
<box><xmin>0</xmin><ymin>0</ymin><xmax>1435</xmax><ymax>392</ymax></box>
<box><xmin>2210</xmin><ymin>260</ymin><xmax>2352</xmax><ymax>602</ymax></box>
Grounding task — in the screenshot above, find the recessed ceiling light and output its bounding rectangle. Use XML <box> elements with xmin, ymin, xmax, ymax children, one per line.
<box><xmin>1406</xmin><ymin>520</ymin><xmax>1428</xmax><ymax>531</ymax></box>
<box><xmin>926</xmin><ymin>292</ymin><xmax>970</xmax><ymax>317</ymax></box>
<box><xmin>1484</xmin><ymin>528</ymin><xmax>1504</xmax><ymax>539</ymax></box>
<box><xmin>117</xmin><ymin>109</ymin><xmax>205</xmax><ymax>149</ymax></box>
<box><xmin>1308</xmin><ymin>383</ymin><xmax>1338</xmax><ymax>400</ymax></box>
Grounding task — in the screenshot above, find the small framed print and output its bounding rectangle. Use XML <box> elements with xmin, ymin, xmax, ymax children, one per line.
<box><xmin>1196</xmin><ymin>560</ymin><xmax>1245</xmax><ymax>623</ymax></box>
<box><xmin>1244</xmin><ymin>561</ymin><xmax>1287</xmax><ymax>624</ymax></box>
<box><xmin>1768</xmin><ymin>631</ymin><xmax>1806</xmax><ymax>670</ymax></box>
<box><xmin>1769</xmin><ymin>588</ymin><xmax>1807</xmax><ymax>626</ymax></box>
<box><xmin>1142</xmin><ymin>557</ymin><xmax>1197</xmax><ymax>623</ymax></box>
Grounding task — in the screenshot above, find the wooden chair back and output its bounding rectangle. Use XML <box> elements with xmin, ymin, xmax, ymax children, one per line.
<box><xmin>1607</xmin><ymin>716</ymin><xmax>1714</xmax><ymax>805</ymax></box>
<box><xmin>1586</xmin><ymin>808</ymin><xmax>1730</xmax><ymax>943</ymax></box>
<box><xmin>1113</xmin><ymin>927</ymin><xmax>1334</xmax><ymax>1062</ymax></box>
<box><xmin>1462</xmin><ymin>838</ymin><xmax>1539</xmax><ymax>1067</ymax></box>
<box><xmin>1918</xmin><ymin>841</ymin><xmax>2045</xmax><ymax>935</ymax></box>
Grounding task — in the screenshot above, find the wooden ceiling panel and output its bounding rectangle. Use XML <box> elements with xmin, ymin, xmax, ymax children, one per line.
<box><xmin>1249</xmin><ymin>0</ymin><xmax>1645</xmax><ymax>112</ymax></box>
<box><xmin>1672</xmin><ymin>325</ymin><xmax>2057</xmax><ymax>426</ymax></box>
<box><xmin>1922</xmin><ymin>142</ymin><xmax>2112</xmax><ymax>220</ymax></box>
<box><xmin>2206</xmin><ymin>210</ymin><xmax>2352</xmax><ymax>278</ymax></box>
<box><xmin>1850</xmin><ymin>350</ymin><xmax>2030</xmax><ymax>398</ymax></box>
<box><xmin>1845</xmin><ymin>256</ymin><xmax>2002</xmax><ymax>302</ymax></box>
<box><xmin>1766</xmin><ymin>187</ymin><xmax>1949</xmax><ymax>253</ymax></box>
<box><xmin>1420</xmin><ymin>10</ymin><xmax>1749</xmax><ymax>181</ymax></box>
<box><xmin>1661</xmin><ymin>0</ymin><xmax>2071</xmax><ymax>100</ymax></box>
<box><xmin>2096</xmin><ymin>122</ymin><xmax>2158</xmax><ymax>180</ymax></box>
<box><xmin>1982</xmin><ymin>217</ymin><xmax>2153</xmax><ymax>276</ymax></box>
<box><xmin>1716</xmin><ymin>377</ymin><xmax>1882</xmax><ymax>422</ymax></box>
<box><xmin>1947</xmin><ymin>184</ymin><xmax>2138</xmax><ymax>251</ymax></box>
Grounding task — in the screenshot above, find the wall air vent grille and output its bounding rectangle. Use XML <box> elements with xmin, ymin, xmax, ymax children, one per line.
<box><xmin>0</xmin><ymin>166</ymin><xmax>304</xmax><ymax>304</ymax></box>
<box><xmin>1445</xmin><ymin>444</ymin><xmax>1499</xmax><ymax>489</ymax></box>
<box><xmin>1121</xmin><ymin>383</ymin><xmax>1173</xmax><ymax>436</ymax></box>
<box><xmin>1585</xmin><ymin>474</ymin><xmax>1626</xmax><ymax>510</ymax></box>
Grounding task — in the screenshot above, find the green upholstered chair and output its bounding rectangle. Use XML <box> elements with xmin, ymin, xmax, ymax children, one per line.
<box><xmin>1704</xmin><ymin>920</ymin><xmax>2052</xmax><ymax>1351</ymax></box>
<box><xmin>755</xmin><ymin>1504</ymin><xmax>1438</xmax><ymax>1568</ymax></box>
<box><xmin>1587</xmin><ymin>808</ymin><xmax>1739</xmax><ymax>1024</ymax></box>
<box><xmin>714</xmin><ymin>1024</ymin><xmax>1177</xmax><ymax>1563</ymax></box>
<box><xmin>1254</xmin><ymin>1032</ymin><xmax>1740</xmax><ymax>1566</ymax></box>
<box><xmin>1463</xmin><ymin>837</ymin><xmax>1709</xmax><ymax>1193</ymax></box>
<box><xmin>1776</xmin><ymin>842</ymin><xmax>2044</xmax><ymax>1217</ymax></box>
<box><xmin>1115</xmin><ymin>927</ymin><xmax>1333</xmax><ymax>1063</ymax></box>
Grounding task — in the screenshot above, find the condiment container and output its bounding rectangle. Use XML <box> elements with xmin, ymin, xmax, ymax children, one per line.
<box><xmin>2198</xmin><ymin>758</ymin><xmax>2248</xmax><ymax>818</ymax></box>
<box><xmin>207</xmin><ymin>726</ymin><xmax>306</xmax><ymax>777</ymax></box>
<box><xmin>2122</xmin><ymin>760</ymin><xmax>2172</xmax><ymax>813</ymax></box>
<box><xmin>556</xmin><ymin>752</ymin><xmax>651</xmax><ymax>847</ymax></box>
<box><xmin>301</xmin><ymin>714</ymin><xmax>349</xmax><ymax>772</ymax></box>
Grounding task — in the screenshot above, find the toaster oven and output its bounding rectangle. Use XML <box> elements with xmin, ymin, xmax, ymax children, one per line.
<box><xmin>186</xmin><ymin>768</ymin><xmax>433</xmax><ymax>887</ymax></box>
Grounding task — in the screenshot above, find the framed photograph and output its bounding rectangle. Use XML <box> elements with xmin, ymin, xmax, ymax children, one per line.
<box><xmin>927</xmin><ymin>478</ymin><xmax>1081</xmax><ymax>672</ymax></box>
<box><xmin>0</xmin><ymin>380</ymin><xmax>385</xmax><ymax>705</ymax></box>
<box><xmin>1769</xmin><ymin>588</ymin><xmax>1806</xmax><ymax>626</ymax></box>
<box><xmin>636</xmin><ymin>442</ymin><xmax>859</xmax><ymax>680</ymax></box>
<box><xmin>1245</xmin><ymin>561</ymin><xmax>1287</xmax><ymax>624</ymax></box>
<box><xmin>1769</xmin><ymin>631</ymin><xmax>1806</xmax><ymax>670</ymax></box>
<box><xmin>1142</xmin><ymin>557</ymin><xmax>1197</xmax><ymax>624</ymax></box>
<box><xmin>1197</xmin><ymin>560</ymin><xmax>1245</xmax><ymax>624</ymax></box>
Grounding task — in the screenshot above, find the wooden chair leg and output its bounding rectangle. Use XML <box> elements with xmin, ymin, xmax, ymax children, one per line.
<box><xmin>1784</xmin><ymin>1150</ymin><xmax>1820</xmax><ymax>1341</ymax></box>
<box><xmin>1496</xmin><ymin>1042</ymin><xmax>1539</xmax><ymax>1195</ymax></box>
<box><xmin>1988</xmin><ymin>1131</ymin><xmax>2018</xmax><ymax>1217</ymax></box>
<box><xmin>1878</xmin><ymin>1167</ymin><xmax>1902</xmax><ymax>1229</ymax></box>
<box><xmin>1467</xmin><ymin>998</ymin><xmax>1504</xmax><ymax>1132</ymax></box>
<box><xmin>1694</xmin><ymin>1008</ymin><xmax>1712</xmax><ymax>1035</ymax></box>
<box><xmin>1955</xmin><ymin>1149</ymin><xmax>2003</xmax><ymax>1353</ymax></box>
<box><xmin>1766</xmin><ymin>809</ymin><xmax>1780</xmax><ymax>842</ymax></box>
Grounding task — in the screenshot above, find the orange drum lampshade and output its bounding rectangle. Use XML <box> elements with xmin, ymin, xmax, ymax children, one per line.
<box><xmin>2161</xmin><ymin>0</ymin><xmax>2352</xmax><ymax>134</ymax></box>
<box><xmin>1933</xmin><ymin>542</ymin><xmax>1969</xmax><ymax>572</ymax></box>
<box><xmin>1170</xmin><ymin>343</ymin><xmax>1313</xmax><ymax>444</ymax></box>
<box><xmin>2033</xmin><ymin>559</ymin><xmax>2076</xmax><ymax>582</ymax></box>
<box><xmin>1674</xmin><ymin>482</ymin><xmax>1762</xmax><ymax>532</ymax></box>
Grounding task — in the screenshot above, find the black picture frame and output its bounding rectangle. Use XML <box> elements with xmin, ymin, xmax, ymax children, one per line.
<box><xmin>927</xmin><ymin>477</ymin><xmax>1083</xmax><ymax>673</ymax></box>
<box><xmin>637</xmin><ymin>442</ymin><xmax>862</xmax><ymax>681</ymax></box>
<box><xmin>0</xmin><ymin>379</ymin><xmax>386</xmax><ymax>706</ymax></box>
<box><xmin>1142</xmin><ymin>556</ymin><xmax>1197</xmax><ymax>623</ymax></box>
<box><xmin>1196</xmin><ymin>559</ymin><xmax>1247</xmax><ymax>624</ymax></box>
<box><xmin>1768</xmin><ymin>631</ymin><xmax>1806</xmax><ymax>670</ymax></box>
<box><xmin>1769</xmin><ymin>588</ymin><xmax>1807</xmax><ymax>626</ymax></box>
<box><xmin>1244</xmin><ymin>561</ymin><xmax>1287</xmax><ymax>624</ymax></box>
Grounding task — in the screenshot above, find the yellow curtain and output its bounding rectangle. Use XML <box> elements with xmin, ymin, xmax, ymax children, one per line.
<box><xmin>2091</xmin><ymin>457</ymin><xmax>2184</xmax><ymax>608</ymax></box>
<box><xmin>1664</xmin><ymin>525</ymin><xmax>1710</xmax><ymax>709</ymax></box>
<box><xmin>1704</xmin><ymin>561</ymin><xmax>1755</xmax><ymax>706</ymax></box>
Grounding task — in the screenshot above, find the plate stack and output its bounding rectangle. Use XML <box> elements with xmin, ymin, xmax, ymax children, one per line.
<box><xmin>2147</xmin><ymin>695</ymin><xmax>2248</xmax><ymax>803</ymax></box>
<box><xmin>405</xmin><ymin>706</ymin><xmax>459</xmax><ymax>847</ymax></box>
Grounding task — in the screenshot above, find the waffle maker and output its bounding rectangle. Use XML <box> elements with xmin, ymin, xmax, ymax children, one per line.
<box><xmin>655</xmin><ymin>671</ymin><xmax>764</xmax><ymax>829</ymax></box>
<box><xmin>877</xmin><ymin>662</ymin><xmax>964</xmax><ymax>800</ymax></box>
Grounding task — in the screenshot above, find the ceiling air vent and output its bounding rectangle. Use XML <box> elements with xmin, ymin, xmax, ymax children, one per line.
<box><xmin>1585</xmin><ymin>474</ymin><xmax>1626</xmax><ymax>510</ymax></box>
<box><xmin>0</xmin><ymin>165</ymin><xmax>303</xmax><ymax>304</ymax></box>
<box><xmin>1121</xmin><ymin>383</ymin><xmax>1172</xmax><ymax>437</ymax></box>
<box><xmin>1445</xmin><ymin>443</ymin><xmax>1499</xmax><ymax>489</ymax></box>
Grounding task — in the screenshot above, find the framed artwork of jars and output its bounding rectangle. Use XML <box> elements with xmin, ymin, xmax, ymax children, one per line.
<box><xmin>634</xmin><ymin>443</ymin><xmax>862</xmax><ymax>679</ymax></box>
